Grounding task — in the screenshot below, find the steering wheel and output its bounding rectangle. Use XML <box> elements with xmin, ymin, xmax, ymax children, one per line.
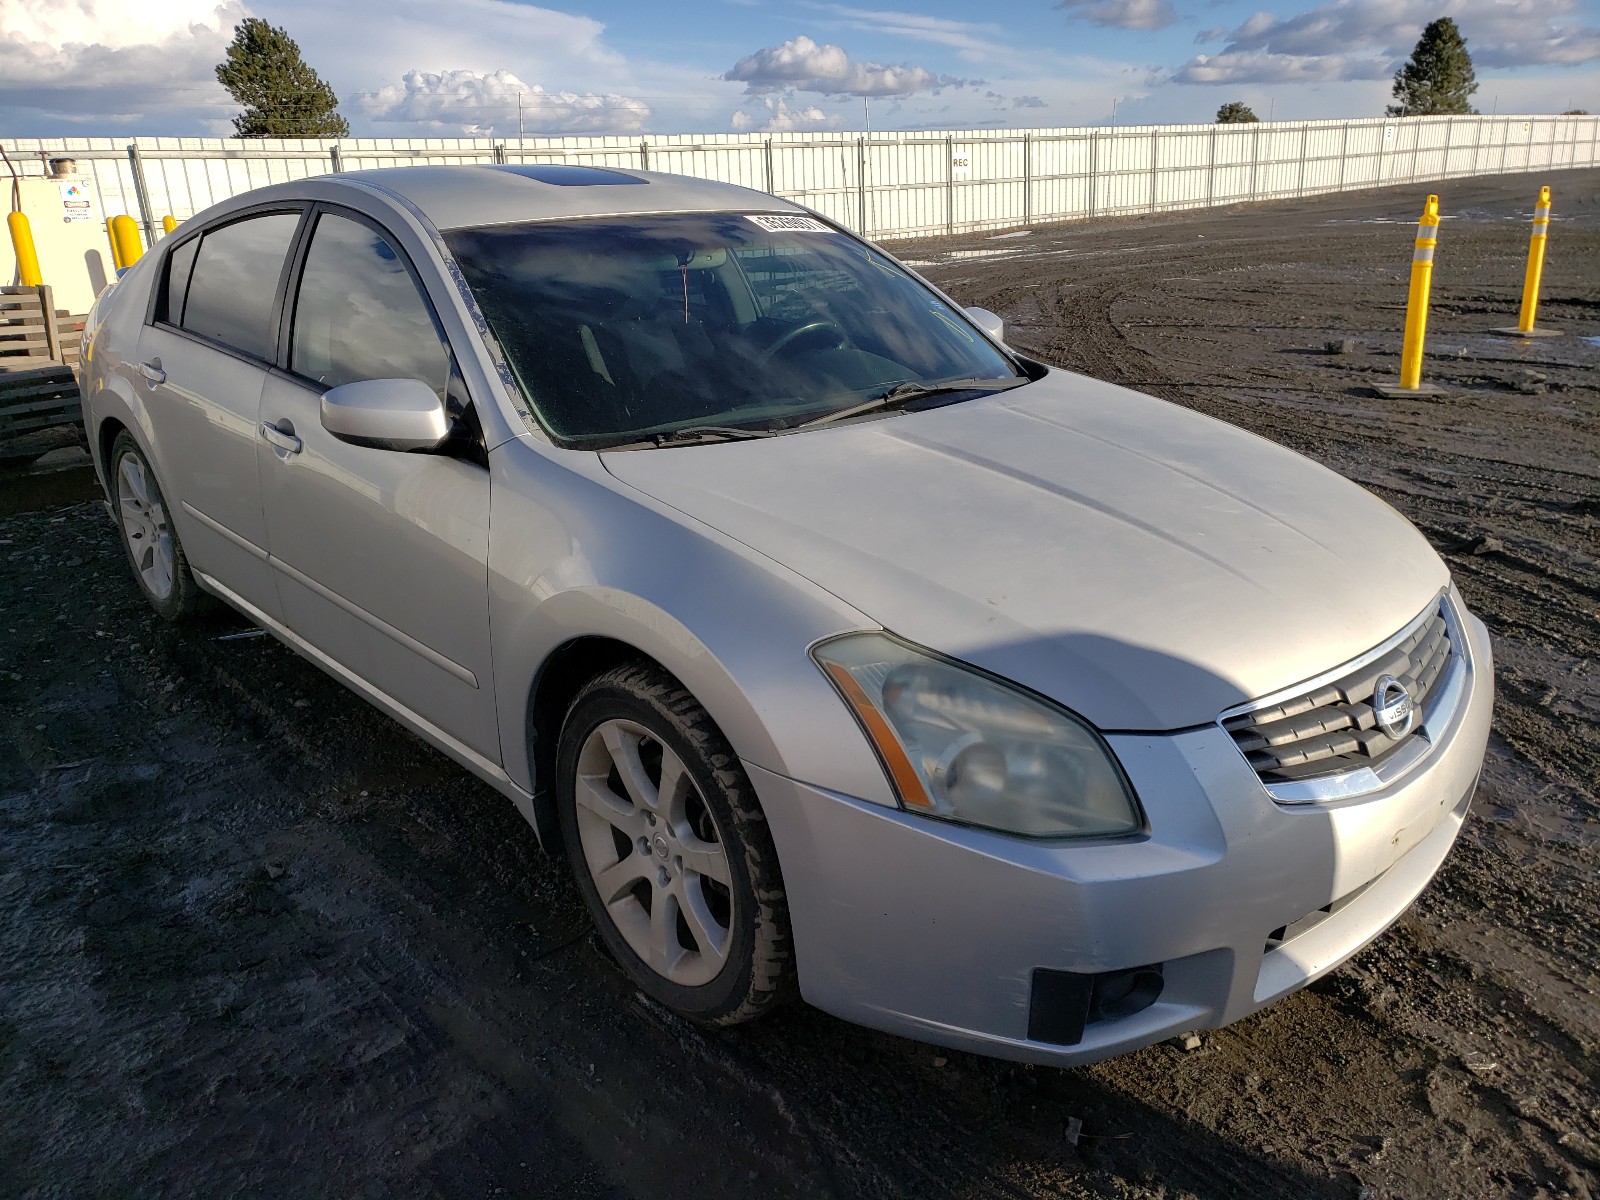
<box><xmin>756</xmin><ymin>319</ymin><xmax>848</xmax><ymax>365</ymax></box>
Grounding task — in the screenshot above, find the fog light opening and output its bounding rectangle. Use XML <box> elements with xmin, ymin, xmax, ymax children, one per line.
<box><xmin>1088</xmin><ymin>964</ymin><xmax>1164</xmax><ymax>1023</ymax></box>
<box><xmin>1028</xmin><ymin>964</ymin><xmax>1165</xmax><ymax>1046</ymax></box>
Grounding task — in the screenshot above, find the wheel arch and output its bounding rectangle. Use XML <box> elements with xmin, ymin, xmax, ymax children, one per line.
<box><xmin>524</xmin><ymin>633</ymin><xmax>661</xmax><ymax>849</ymax></box>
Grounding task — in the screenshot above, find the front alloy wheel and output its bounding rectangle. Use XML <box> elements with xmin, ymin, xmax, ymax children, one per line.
<box><xmin>556</xmin><ymin>662</ymin><xmax>794</xmax><ymax>1024</ymax></box>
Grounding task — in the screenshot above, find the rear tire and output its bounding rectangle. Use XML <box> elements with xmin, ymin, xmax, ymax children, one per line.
<box><xmin>556</xmin><ymin>661</ymin><xmax>795</xmax><ymax>1025</ymax></box>
<box><xmin>109</xmin><ymin>431</ymin><xmax>205</xmax><ymax>621</ymax></box>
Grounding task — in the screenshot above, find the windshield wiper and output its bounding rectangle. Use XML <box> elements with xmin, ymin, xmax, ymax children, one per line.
<box><xmin>652</xmin><ymin>425</ymin><xmax>786</xmax><ymax>446</ymax></box>
<box><xmin>791</xmin><ymin>376</ymin><xmax>1024</xmax><ymax>432</ymax></box>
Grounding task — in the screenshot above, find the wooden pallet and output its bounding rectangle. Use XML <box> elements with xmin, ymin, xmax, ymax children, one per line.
<box><xmin>0</xmin><ymin>285</ymin><xmax>65</xmax><ymax>367</ymax></box>
<box><xmin>1</xmin><ymin>284</ymin><xmax>88</xmax><ymax>463</ymax></box>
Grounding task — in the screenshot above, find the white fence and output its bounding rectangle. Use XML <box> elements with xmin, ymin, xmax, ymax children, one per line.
<box><xmin>4</xmin><ymin>113</ymin><xmax>1597</xmax><ymax>254</ymax></box>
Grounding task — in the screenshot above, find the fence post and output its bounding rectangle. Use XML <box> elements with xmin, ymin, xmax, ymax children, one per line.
<box><xmin>330</xmin><ymin>144</ymin><xmax>342</xmax><ymax>173</ymax></box>
<box><xmin>1338</xmin><ymin>122</ymin><xmax>1349</xmax><ymax>191</ymax></box>
<box><xmin>1148</xmin><ymin>129</ymin><xmax>1158</xmax><ymax>212</ymax></box>
<box><xmin>1088</xmin><ymin>130</ymin><xmax>1098</xmax><ymax>219</ymax></box>
<box><xmin>1249</xmin><ymin>124</ymin><xmax>1260</xmax><ymax>200</ymax></box>
<box><xmin>945</xmin><ymin>135</ymin><xmax>954</xmax><ymax>234</ymax></box>
<box><xmin>1443</xmin><ymin>118</ymin><xmax>1454</xmax><ymax>177</ymax></box>
<box><xmin>639</xmin><ymin>139</ymin><xmax>650</xmax><ymax>170</ymax></box>
<box><xmin>493</xmin><ymin>143</ymin><xmax>506</xmax><ymax>165</ymax></box>
<box><xmin>125</xmin><ymin>143</ymin><xmax>156</xmax><ymax>247</ymax></box>
<box><xmin>764</xmin><ymin>138</ymin><xmax>774</xmax><ymax>194</ymax></box>
<box><xmin>1408</xmin><ymin>120</ymin><xmax>1422</xmax><ymax>181</ymax></box>
<box><xmin>1205</xmin><ymin>127</ymin><xmax>1216</xmax><ymax>207</ymax></box>
<box><xmin>856</xmin><ymin>136</ymin><xmax>867</xmax><ymax>234</ymax></box>
<box><xmin>1023</xmin><ymin>132</ymin><xmax>1032</xmax><ymax>227</ymax></box>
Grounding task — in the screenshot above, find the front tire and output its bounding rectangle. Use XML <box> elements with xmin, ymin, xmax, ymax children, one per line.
<box><xmin>556</xmin><ymin>661</ymin><xmax>795</xmax><ymax>1025</ymax></box>
<box><xmin>109</xmin><ymin>431</ymin><xmax>205</xmax><ymax>621</ymax></box>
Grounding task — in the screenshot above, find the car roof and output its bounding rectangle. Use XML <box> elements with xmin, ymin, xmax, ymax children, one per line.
<box><xmin>327</xmin><ymin>164</ymin><xmax>805</xmax><ymax>232</ymax></box>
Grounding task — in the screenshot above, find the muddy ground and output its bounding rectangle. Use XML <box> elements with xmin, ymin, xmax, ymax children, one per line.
<box><xmin>3</xmin><ymin>170</ymin><xmax>1597</xmax><ymax>1199</ymax></box>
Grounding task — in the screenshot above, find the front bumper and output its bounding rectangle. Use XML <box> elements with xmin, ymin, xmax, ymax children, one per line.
<box><xmin>752</xmin><ymin>603</ymin><xmax>1493</xmax><ymax>1068</ymax></box>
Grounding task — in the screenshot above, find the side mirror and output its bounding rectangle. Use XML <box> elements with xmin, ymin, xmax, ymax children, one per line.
<box><xmin>320</xmin><ymin>378</ymin><xmax>450</xmax><ymax>452</ymax></box>
<box><xmin>965</xmin><ymin>306</ymin><xmax>1004</xmax><ymax>343</ymax></box>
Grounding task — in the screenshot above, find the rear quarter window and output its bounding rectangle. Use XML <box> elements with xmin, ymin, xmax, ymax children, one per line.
<box><xmin>155</xmin><ymin>236</ymin><xmax>199</xmax><ymax>326</ymax></box>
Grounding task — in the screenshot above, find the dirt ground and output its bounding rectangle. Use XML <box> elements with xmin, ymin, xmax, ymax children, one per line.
<box><xmin>3</xmin><ymin>170</ymin><xmax>1597</xmax><ymax>1199</ymax></box>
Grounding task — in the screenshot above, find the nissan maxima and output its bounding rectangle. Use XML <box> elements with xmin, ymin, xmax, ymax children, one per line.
<box><xmin>80</xmin><ymin>165</ymin><xmax>1492</xmax><ymax>1065</ymax></box>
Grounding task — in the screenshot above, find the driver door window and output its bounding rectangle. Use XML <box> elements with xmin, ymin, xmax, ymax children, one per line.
<box><xmin>290</xmin><ymin>213</ymin><xmax>451</xmax><ymax>395</ymax></box>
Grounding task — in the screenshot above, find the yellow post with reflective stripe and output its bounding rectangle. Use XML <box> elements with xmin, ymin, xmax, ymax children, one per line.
<box><xmin>7</xmin><ymin>211</ymin><xmax>44</xmax><ymax>287</ymax></box>
<box><xmin>110</xmin><ymin>214</ymin><xmax>143</xmax><ymax>268</ymax></box>
<box><xmin>1517</xmin><ymin>186</ymin><xmax>1551</xmax><ymax>331</ymax></box>
<box><xmin>107</xmin><ymin>216</ymin><xmax>124</xmax><ymax>269</ymax></box>
<box><xmin>1493</xmin><ymin>187</ymin><xmax>1561</xmax><ymax>337</ymax></box>
<box><xmin>1398</xmin><ymin>195</ymin><xmax>1440</xmax><ymax>391</ymax></box>
<box><xmin>162</xmin><ymin>215</ymin><xmax>178</xmax><ymax>235</ymax></box>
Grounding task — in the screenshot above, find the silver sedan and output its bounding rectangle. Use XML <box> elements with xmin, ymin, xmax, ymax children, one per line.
<box><xmin>81</xmin><ymin>165</ymin><xmax>1493</xmax><ymax>1066</ymax></box>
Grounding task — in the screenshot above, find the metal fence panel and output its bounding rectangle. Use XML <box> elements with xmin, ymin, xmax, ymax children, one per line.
<box><xmin>3</xmin><ymin>114</ymin><xmax>1596</xmax><ymax>268</ymax></box>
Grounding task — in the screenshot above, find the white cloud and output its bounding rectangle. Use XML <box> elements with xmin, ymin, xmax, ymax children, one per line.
<box><xmin>0</xmin><ymin>0</ymin><xmax>242</xmax><ymax>122</ymax></box>
<box><xmin>1174</xmin><ymin>0</ymin><xmax>1600</xmax><ymax>86</ymax></box>
<box><xmin>251</xmin><ymin>0</ymin><xmax>626</xmax><ymax>84</ymax></box>
<box><xmin>724</xmin><ymin>35</ymin><xmax>969</xmax><ymax>96</ymax></box>
<box><xmin>730</xmin><ymin>96</ymin><xmax>837</xmax><ymax>132</ymax></box>
<box><xmin>1195</xmin><ymin>26</ymin><xmax>1229</xmax><ymax>43</ymax></box>
<box><xmin>359</xmin><ymin>69</ymin><xmax>650</xmax><ymax>135</ymax></box>
<box><xmin>1057</xmin><ymin>0</ymin><xmax>1179</xmax><ymax>32</ymax></box>
<box><xmin>1175</xmin><ymin>50</ymin><xmax>1389</xmax><ymax>84</ymax></box>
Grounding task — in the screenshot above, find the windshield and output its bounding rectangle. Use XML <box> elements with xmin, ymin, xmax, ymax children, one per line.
<box><xmin>443</xmin><ymin>212</ymin><xmax>1023</xmax><ymax>448</ymax></box>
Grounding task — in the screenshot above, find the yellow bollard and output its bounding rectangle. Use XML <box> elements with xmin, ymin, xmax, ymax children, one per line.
<box><xmin>109</xmin><ymin>214</ymin><xmax>143</xmax><ymax>268</ymax></box>
<box><xmin>1376</xmin><ymin>195</ymin><xmax>1447</xmax><ymax>397</ymax></box>
<box><xmin>162</xmin><ymin>215</ymin><xmax>178</xmax><ymax>235</ymax></box>
<box><xmin>107</xmin><ymin>216</ymin><xmax>124</xmax><ymax>270</ymax></box>
<box><xmin>1492</xmin><ymin>186</ymin><xmax>1562</xmax><ymax>338</ymax></box>
<box><xmin>7</xmin><ymin>211</ymin><xmax>44</xmax><ymax>287</ymax></box>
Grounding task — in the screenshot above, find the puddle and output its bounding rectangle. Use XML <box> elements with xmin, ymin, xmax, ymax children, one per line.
<box><xmin>1581</xmin><ymin>336</ymin><xmax>1600</xmax><ymax>348</ymax></box>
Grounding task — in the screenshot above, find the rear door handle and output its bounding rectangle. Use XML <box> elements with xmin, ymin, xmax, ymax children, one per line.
<box><xmin>137</xmin><ymin>359</ymin><xmax>165</xmax><ymax>386</ymax></box>
<box><xmin>259</xmin><ymin>421</ymin><xmax>302</xmax><ymax>455</ymax></box>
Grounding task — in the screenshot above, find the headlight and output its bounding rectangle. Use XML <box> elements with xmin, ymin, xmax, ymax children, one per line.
<box><xmin>812</xmin><ymin>632</ymin><xmax>1142</xmax><ymax>839</ymax></box>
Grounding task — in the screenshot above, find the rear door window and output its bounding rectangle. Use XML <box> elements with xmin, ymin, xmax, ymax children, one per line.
<box><xmin>180</xmin><ymin>211</ymin><xmax>301</xmax><ymax>361</ymax></box>
<box><xmin>288</xmin><ymin>212</ymin><xmax>450</xmax><ymax>396</ymax></box>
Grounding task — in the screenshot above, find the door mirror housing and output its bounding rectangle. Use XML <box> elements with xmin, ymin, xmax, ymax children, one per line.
<box><xmin>320</xmin><ymin>378</ymin><xmax>450</xmax><ymax>452</ymax></box>
<box><xmin>965</xmin><ymin>307</ymin><xmax>1004</xmax><ymax>343</ymax></box>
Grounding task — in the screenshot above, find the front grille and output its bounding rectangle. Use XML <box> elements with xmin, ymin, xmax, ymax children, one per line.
<box><xmin>1223</xmin><ymin>598</ymin><xmax>1457</xmax><ymax>787</ymax></box>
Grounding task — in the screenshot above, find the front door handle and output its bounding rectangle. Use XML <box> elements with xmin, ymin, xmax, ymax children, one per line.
<box><xmin>260</xmin><ymin>421</ymin><xmax>302</xmax><ymax>455</ymax></box>
<box><xmin>137</xmin><ymin>359</ymin><xmax>165</xmax><ymax>386</ymax></box>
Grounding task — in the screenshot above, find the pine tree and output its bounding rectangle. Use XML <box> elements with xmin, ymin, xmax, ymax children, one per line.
<box><xmin>1387</xmin><ymin>18</ymin><xmax>1478</xmax><ymax>117</ymax></box>
<box><xmin>1215</xmin><ymin>102</ymin><xmax>1260</xmax><ymax>124</ymax></box>
<box><xmin>216</xmin><ymin>19</ymin><xmax>350</xmax><ymax>139</ymax></box>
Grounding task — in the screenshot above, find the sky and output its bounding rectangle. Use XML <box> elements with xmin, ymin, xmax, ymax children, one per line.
<box><xmin>1</xmin><ymin>0</ymin><xmax>1596</xmax><ymax>138</ymax></box>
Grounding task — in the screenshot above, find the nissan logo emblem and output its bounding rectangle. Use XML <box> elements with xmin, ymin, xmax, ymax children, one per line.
<box><xmin>1372</xmin><ymin>674</ymin><xmax>1416</xmax><ymax>739</ymax></box>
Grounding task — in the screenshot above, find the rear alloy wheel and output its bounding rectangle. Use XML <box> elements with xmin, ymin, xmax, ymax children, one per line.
<box><xmin>109</xmin><ymin>431</ymin><xmax>205</xmax><ymax>620</ymax></box>
<box><xmin>556</xmin><ymin>662</ymin><xmax>794</xmax><ymax>1024</ymax></box>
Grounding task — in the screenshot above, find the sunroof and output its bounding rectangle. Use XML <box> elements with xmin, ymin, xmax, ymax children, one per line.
<box><xmin>495</xmin><ymin>164</ymin><xmax>648</xmax><ymax>186</ymax></box>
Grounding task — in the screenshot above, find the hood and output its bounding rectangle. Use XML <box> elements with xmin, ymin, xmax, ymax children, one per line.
<box><xmin>602</xmin><ymin>371</ymin><xmax>1447</xmax><ymax>730</ymax></box>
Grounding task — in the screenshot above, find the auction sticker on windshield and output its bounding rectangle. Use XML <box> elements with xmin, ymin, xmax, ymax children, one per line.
<box><xmin>746</xmin><ymin>214</ymin><xmax>831</xmax><ymax>233</ymax></box>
